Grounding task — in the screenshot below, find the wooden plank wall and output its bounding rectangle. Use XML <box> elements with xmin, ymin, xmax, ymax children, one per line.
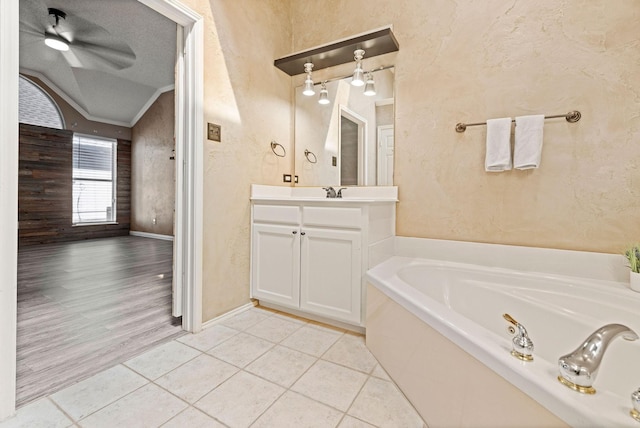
<box><xmin>18</xmin><ymin>124</ymin><xmax>131</xmax><ymax>246</ymax></box>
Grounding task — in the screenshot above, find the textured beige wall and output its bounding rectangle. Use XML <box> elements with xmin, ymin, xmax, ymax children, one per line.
<box><xmin>291</xmin><ymin>0</ymin><xmax>640</xmax><ymax>253</ymax></box>
<box><xmin>182</xmin><ymin>0</ymin><xmax>293</xmax><ymax>321</ymax></box>
<box><xmin>131</xmin><ymin>91</ymin><xmax>176</xmax><ymax>236</ymax></box>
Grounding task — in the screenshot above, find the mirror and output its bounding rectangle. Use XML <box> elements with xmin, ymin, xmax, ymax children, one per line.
<box><xmin>295</xmin><ymin>67</ymin><xmax>394</xmax><ymax>186</ymax></box>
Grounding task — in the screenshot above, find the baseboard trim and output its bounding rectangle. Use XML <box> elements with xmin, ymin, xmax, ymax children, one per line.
<box><xmin>129</xmin><ymin>231</ymin><xmax>174</xmax><ymax>241</ymax></box>
<box><xmin>201</xmin><ymin>302</ymin><xmax>257</xmax><ymax>330</ymax></box>
<box><xmin>257</xmin><ymin>301</ymin><xmax>365</xmax><ymax>334</ymax></box>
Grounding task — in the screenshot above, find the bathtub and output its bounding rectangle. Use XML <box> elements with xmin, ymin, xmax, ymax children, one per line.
<box><xmin>365</xmin><ymin>239</ymin><xmax>640</xmax><ymax>427</ymax></box>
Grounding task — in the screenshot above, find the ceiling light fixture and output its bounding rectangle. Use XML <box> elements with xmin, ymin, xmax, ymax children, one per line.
<box><xmin>44</xmin><ymin>33</ymin><xmax>69</xmax><ymax>51</ymax></box>
<box><xmin>351</xmin><ymin>49</ymin><xmax>365</xmax><ymax>87</ymax></box>
<box><xmin>363</xmin><ymin>72</ymin><xmax>376</xmax><ymax>96</ymax></box>
<box><xmin>318</xmin><ymin>82</ymin><xmax>330</xmax><ymax>105</ymax></box>
<box><xmin>44</xmin><ymin>8</ymin><xmax>69</xmax><ymax>51</ymax></box>
<box><xmin>302</xmin><ymin>62</ymin><xmax>315</xmax><ymax>96</ymax></box>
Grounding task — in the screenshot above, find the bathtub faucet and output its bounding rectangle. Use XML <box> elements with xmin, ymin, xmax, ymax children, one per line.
<box><xmin>558</xmin><ymin>324</ymin><xmax>639</xmax><ymax>394</ymax></box>
<box><xmin>503</xmin><ymin>313</ymin><xmax>534</xmax><ymax>361</ymax></box>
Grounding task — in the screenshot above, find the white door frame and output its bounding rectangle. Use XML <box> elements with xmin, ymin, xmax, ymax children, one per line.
<box><xmin>0</xmin><ymin>0</ymin><xmax>19</xmax><ymax>421</ymax></box>
<box><xmin>0</xmin><ymin>0</ymin><xmax>203</xmax><ymax>419</ymax></box>
<box><xmin>138</xmin><ymin>0</ymin><xmax>204</xmax><ymax>333</ymax></box>
<box><xmin>339</xmin><ymin>106</ymin><xmax>368</xmax><ymax>186</ymax></box>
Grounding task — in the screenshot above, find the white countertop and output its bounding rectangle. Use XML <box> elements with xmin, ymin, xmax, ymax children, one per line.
<box><xmin>250</xmin><ymin>184</ymin><xmax>398</xmax><ymax>203</ymax></box>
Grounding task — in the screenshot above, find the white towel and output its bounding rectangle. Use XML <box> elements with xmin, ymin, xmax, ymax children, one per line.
<box><xmin>485</xmin><ymin>117</ymin><xmax>512</xmax><ymax>172</ymax></box>
<box><xmin>514</xmin><ymin>115</ymin><xmax>545</xmax><ymax>169</ymax></box>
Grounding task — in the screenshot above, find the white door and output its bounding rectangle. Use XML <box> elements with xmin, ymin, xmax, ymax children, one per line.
<box><xmin>251</xmin><ymin>223</ymin><xmax>300</xmax><ymax>308</ymax></box>
<box><xmin>377</xmin><ymin>125</ymin><xmax>394</xmax><ymax>185</ymax></box>
<box><xmin>299</xmin><ymin>228</ymin><xmax>361</xmax><ymax>324</ymax></box>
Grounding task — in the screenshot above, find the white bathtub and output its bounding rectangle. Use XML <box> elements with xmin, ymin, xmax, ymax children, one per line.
<box><xmin>365</xmin><ymin>244</ymin><xmax>640</xmax><ymax>427</ymax></box>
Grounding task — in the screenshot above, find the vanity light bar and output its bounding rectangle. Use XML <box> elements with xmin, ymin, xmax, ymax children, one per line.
<box><xmin>274</xmin><ymin>27</ymin><xmax>399</xmax><ymax>76</ymax></box>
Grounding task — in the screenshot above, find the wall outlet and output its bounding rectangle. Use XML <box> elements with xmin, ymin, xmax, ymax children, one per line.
<box><xmin>207</xmin><ymin>123</ymin><xmax>221</xmax><ymax>142</ymax></box>
<box><xmin>152</xmin><ymin>217</ymin><xmax>157</xmax><ymax>225</ymax></box>
<box><xmin>332</xmin><ymin>156</ymin><xmax>337</xmax><ymax>166</ymax></box>
<box><xmin>283</xmin><ymin>174</ymin><xmax>292</xmax><ymax>183</ymax></box>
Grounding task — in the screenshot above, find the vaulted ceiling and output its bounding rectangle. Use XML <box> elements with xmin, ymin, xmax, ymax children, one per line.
<box><xmin>19</xmin><ymin>0</ymin><xmax>177</xmax><ymax>127</ymax></box>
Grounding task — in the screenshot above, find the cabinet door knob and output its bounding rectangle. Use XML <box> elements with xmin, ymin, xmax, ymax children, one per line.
<box><xmin>292</xmin><ymin>231</ymin><xmax>298</xmax><ymax>234</ymax></box>
<box><xmin>300</xmin><ymin>231</ymin><xmax>306</xmax><ymax>236</ymax></box>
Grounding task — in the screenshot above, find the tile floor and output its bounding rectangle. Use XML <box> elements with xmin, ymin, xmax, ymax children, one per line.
<box><xmin>1</xmin><ymin>306</ymin><xmax>426</xmax><ymax>428</ymax></box>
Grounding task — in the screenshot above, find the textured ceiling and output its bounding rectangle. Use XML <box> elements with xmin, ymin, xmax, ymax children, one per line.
<box><xmin>19</xmin><ymin>0</ymin><xmax>177</xmax><ymax>127</ymax></box>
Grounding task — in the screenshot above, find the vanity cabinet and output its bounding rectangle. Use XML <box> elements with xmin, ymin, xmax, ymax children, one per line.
<box><xmin>250</xmin><ymin>186</ymin><xmax>397</xmax><ymax>328</ymax></box>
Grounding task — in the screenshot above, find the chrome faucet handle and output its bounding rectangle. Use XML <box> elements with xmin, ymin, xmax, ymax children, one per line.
<box><xmin>503</xmin><ymin>313</ymin><xmax>534</xmax><ymax>362</ymax></box>
<box><xmin>631</xmin><ymin>388</ymin><xmax>640</xmax><ymax>421</ymax></box>
<box><xmin>322</xmin><ymin>187</ymin><xmax>336</xmax><ymax>198</ymax></box>
<box><xmin>336</xmin><ymin>188</ymin><xmax>347</xmax><ymax>198</ymax></box>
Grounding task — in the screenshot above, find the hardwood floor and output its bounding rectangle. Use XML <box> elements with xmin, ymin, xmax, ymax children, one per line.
<box><xmin>16</xmin><ymin>236</ymin><xmax>184</xmax><ymax>407</ymax></box>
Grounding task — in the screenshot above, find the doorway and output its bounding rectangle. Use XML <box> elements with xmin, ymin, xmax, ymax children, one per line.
<box><xmin>339</xmin><ymin>106</ymin><xmax>367</xmax><ymax>186</ymax></box>
<box><xmin>0</xmin><ymin>0</ymin><xmax>203</xmax><ymax>419</ymax></box>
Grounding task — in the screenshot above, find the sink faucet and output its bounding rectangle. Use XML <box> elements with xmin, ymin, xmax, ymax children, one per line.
<box><xmin>558</xmin><ymin>323</ymin><xmax>639</xmax><ymax>394</ymax></box>
<box><xmin>337</xmin><ymin>188</ymin><xmax>346</xmax><ymax>198</ymax></box>
<box><xmin>322</xmin><ymin>187</ymin><xmax>336</xmax><ymax>198</ymax></box>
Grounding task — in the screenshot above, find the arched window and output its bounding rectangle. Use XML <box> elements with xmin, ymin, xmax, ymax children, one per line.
<box><xmin>19</xmin><ymin>76</ymin><xmax>65</xmax><ymax>129</ymax></box>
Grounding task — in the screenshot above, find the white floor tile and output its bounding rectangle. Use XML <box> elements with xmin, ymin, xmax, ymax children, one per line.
<box><xmin>206</xmin><ymin>332</ymin><xmax>273</xmax><ymax>368</ymax></box>
<box><xmin>245</xmin><ymin>345</ymin><xmax>316</xmax><ymax>387</ymax></box>
<box><xmin>280</xmin><ymin>325</ymin><xmax>342</xmax><ymax>357</ymax></box>
<box><xmin>291</xmin><ymin>360</ymin><xmax>368</xmax><ymax>412</ymax></box>
<box><xmin>220</xmin><ymin>308</ymin><xmax>271</xmax><ymax>331</ymax></box>
<box><xmin>371</xmin><ymin>364</ymin><xmax>391</xmax><ymax>381</ymax></box>
<box><xmin>155</xmin><ymin>354</ymin><xmax>238</xmax><ymax>403</ymax></box>
<box><xmin>252</xmin><ymin>391</ymin><xmax>343</xmax><ymax>428</ymax></box>
<box><xmin>0</xmin><ymin>398</ymin><xmax>72</xmax><ymax>428</ymax></box>
<box><xmin>322</xmin><ymin>333</ymin><xmax>378</xmax><ymax>374</ymax></box>
<box><xmin>161</xmin><ymin>407</ymin><xmax>226</xmax><ymax>428</ymax></box>
<box><xmin>50</xmin><ymin>365</ymin><xmax>148</xmax><ymax>421</ymax></box>
<box><xmin>245</xmin><ymin>316</ymin><xmax>304</xmax><ymax>343</ymax></box>
<box><xmin>338</xmin><ymin>415</ymin><xmax>376</xmax><ymax>428</ymax></box>
<box><xmin>177</xmin><ymin>325</ymin><xmax>239</xmax><ymax>351</ymax></box>
<box><xmin>124</xmin><ymin>341</ymin><xmax>201</xmax><ymax>380</ymax></box>
<box><xmin>195</xmin><ymin>371</ymin><xmax>284</xmax><ymax>427</ymax></box>
<box><xmin>79</xmin><ymin>383</ymin><xmax>188</xmax><ymax>428</ymax></box>
<box><xmin>348</xmin><ymin>377</ymin><xmax>425</xmax><ymax>428</ymax></box>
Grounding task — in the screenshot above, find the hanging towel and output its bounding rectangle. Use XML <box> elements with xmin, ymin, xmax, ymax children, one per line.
<box><xmin>485</xmin><ymin>117</ymin><xmax>512</xmax><ymax>172</ymax></box>
<box><xmin>514</xmin><ymin>115</ymin><xmax>545</xmax><ymax>169</ymax></box>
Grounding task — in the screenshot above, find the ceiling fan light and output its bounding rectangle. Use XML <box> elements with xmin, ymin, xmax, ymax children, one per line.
<box><xmin>44</xmin><ymin>33</ymin><xmax>69</xmax><ymax>51</ymax></box>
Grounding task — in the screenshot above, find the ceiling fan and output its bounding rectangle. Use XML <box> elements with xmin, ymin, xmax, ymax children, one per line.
<box><xmin>20</xmin><ymin>4</ymin><xmax>137</xmax><ymax>71</ymax></box>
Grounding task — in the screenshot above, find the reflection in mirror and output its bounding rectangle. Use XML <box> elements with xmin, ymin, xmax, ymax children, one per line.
<box><xmin>295</xmin><ymin>67</ymin><xmax>394</xmax><ymax>187</ymax></box>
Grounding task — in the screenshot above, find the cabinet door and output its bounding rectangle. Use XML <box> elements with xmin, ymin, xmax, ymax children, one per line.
<box><xmin>300</xmin><ymin>228</ymin><xmax>362</xmax><ymax>324</ymax></box>
<box><xmin>251</xmin><ymin>223</ymin><xmax>300</xmax><ymax>308</ymax></box>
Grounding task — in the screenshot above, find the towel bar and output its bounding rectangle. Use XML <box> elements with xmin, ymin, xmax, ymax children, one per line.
<box><xmin>456</xmin><ymin>111</ymin><xmax>581</xmax><ymax>133</ymax></box>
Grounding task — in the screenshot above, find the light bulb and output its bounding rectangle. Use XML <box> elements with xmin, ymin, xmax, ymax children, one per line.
<box><xmin>363</xmin><ymin>73</ymin><xmax>376</xmax><ymax>96</ymax></box>
<box><xmin>302</xmin><ymin>62</ymin><xmax>315</xmax><ymax>96</ymax></box>
<box><xmin>303</xmin><ymin>77</ymin><xmax>315</xmax><ymax>96</ymax></box>
<box><xmin>351</xmin><ymin>64</ymin><xmax>364</xmax><ymax>87</ymax></box>
<box><xmin>351</xmin><ymin>49</ymin><xmax>365</xmax><ymax>86</ymax></box>
<box><xmin>318</xmin><ymin>83</ymin><xmax>329</xmax><ymax>105</ymax></box>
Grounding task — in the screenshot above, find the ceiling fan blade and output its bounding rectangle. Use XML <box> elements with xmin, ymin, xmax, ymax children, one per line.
<box><xmin>66</xmin><ymin>40</ymin><xmax>137</xmax><ymax>71</ymax></box>
<box><xmin>19</xmin><ymin>19</ymin><xmax>43</xmax><ymax>38</ymax></box>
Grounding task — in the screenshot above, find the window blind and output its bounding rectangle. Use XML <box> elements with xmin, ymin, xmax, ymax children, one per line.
<box><xmin>72</xmin><ymin>134</ymin><xmax>117</xmax><ymax>224</ymax></box>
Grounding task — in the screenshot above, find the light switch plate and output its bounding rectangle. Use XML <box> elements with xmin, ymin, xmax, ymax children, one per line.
<box><xmin>283</xmin><ymin>174</ymin><xmax>292</xmax><ymax>183</ymax></box>
<box><xmin>207</xmin><ymin>123</ymin><xmax>221</xmax><ymax>142</ymax></box>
